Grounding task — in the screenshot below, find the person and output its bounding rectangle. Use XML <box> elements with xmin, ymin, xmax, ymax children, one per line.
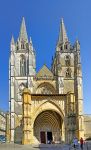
<box><xmin>73</xmin><ymin>137</ymin><xmax>78</xmax><ymax>148</ymax></box>
<box><xmin>80</xmin><ymin>137</ymin><xmax>84</xmax><ymax>149</ymax></box>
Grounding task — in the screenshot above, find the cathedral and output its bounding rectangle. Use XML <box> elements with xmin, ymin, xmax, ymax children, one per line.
<box><xmin>9</xmin><ymin>18</ymin><xmax>84</xmax><ymax>144</ymax></box>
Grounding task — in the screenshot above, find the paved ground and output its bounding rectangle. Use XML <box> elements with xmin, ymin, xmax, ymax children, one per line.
<box><xmin>0</xmin><ymin>142</ymin><xmax>91</xmax><ymax>150</ymax></box>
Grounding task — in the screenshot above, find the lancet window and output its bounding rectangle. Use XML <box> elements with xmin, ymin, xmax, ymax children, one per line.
<box><xmin>20</xmin><ymin>55</ymin><xmax>26</xmax><ymax>76</ymax></box>
<box><xmin>66</xmin><ymin>68</ymin><xmax>71</xmax><ymax>78</ymax></box>
<box><xmin>65</xmin><ymin>55</ymin><xmax>71</xmax><ymax>66</ymax></box>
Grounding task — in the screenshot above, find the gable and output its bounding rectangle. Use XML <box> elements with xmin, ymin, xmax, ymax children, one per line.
<box><xmin>36</xmin><ymin>65</ymin><xmax>54</xmax><ymax>79</ymax></box>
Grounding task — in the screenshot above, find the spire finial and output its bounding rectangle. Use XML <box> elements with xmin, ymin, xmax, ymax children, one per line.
<box><xmin>19</xmin><ymin>17</ymin><xmax>28</xmax><ymax>41</ymax></box>
<box><xmin>58</xmin><ymin>18</ymin><xmax>68</xmax><ymax>44</ymax></box>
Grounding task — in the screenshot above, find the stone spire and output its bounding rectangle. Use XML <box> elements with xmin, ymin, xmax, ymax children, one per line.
<box><xmin>58</xmin><ymin>18</ymin><xmax>68</xmax><ymax>44</ymax></box>
<box><xmin>19</xmin><ymin>17</ymin><xmax>28</xmax><ymax>41</ymax></box>
<box><xmin>11</xmin><ymin>35</ymin><xmax>15</xmax><ymax>52</ymax></box>
<box><xmin>75</xmin><ymin>39</ymin><xmax>80</xmax><ymax>51</ymax></box>
<box><xmin>30</xmin><ymin>37</ymin><xmax>33</xmax><ymax>45</ymax></box>
<box><xmin>11</xmin><ymin>35</ymin><xmax>15</xmax><ymax>45</ymax></box>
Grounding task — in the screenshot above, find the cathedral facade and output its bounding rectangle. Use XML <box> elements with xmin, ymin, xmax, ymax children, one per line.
<box><xmin>9</xmin><ymin>18</ymin><xmax>84</xmax><ymax>144</ymax></box>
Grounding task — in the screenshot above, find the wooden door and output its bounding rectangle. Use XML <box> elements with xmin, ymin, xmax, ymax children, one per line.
<box><xmin>40</xmin><ymin>131</ymin><xmax>46</xmax><ymax>143</ymax></box>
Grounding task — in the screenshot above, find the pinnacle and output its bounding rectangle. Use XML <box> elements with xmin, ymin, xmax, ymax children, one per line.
<box><xmin>58</xmin><ymin>18</ymin><xmax>68</xmax><ymax>44</ymax></box>
<box><xmin>19</xmin><ymin>17</ymin><xmax>28</xmax><ymax>41</ymax></box>
<box><xmin>76</xmin><ymin>39</ymin><xmax>79</xmax><ymax>44</ymax></box>
<box><xmin>30</xmin><ymin>37</ymin><xmax>32</xmax><ymax>44</ymax></box>
<box><xmin>11</xmin><ymin>35</ymin><xmax>15</xmax><ymax>44</ymax></box>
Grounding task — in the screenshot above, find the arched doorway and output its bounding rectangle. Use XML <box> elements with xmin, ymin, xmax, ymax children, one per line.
<box><xmin>33</xmin><ymin>110</ymin><xmax>63</xmax><ymax>144</ymax></box>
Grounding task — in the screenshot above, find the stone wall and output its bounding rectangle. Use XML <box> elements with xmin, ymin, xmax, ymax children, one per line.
<box><xmin>84</xmin><ymin>115</ymin><xmax>91</xmax><ymax>139</ymax></box>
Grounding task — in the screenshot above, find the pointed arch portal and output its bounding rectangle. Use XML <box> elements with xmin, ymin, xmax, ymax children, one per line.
<box><xmin>33</xmin><ymin>110</ymin><xmax>63</xmax><ymax>144</ymax></box>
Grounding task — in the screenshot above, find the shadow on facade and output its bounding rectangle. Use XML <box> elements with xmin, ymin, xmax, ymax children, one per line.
<box><xmin>14</xmin><ymin>124</ymin><xmax>23</xmax><ymax>144</ymax></box>
<box><xmin>33</xmin><ymin>110</ymin><xmax>62</xmax><ymax>145</ymax></box>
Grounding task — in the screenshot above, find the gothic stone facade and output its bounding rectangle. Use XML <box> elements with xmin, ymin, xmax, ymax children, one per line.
<box><xmin>9</xmin><ymin>18</ymin><xmax>84</xmax><ymax>144</ymax></box>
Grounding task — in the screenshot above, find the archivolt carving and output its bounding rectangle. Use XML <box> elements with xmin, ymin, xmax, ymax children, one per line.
<box><xmin>36</xmin><ymin>82</ymin><xmax>56</xmax><ymax>94</ymax></box>
<box><xmin>32</xmin><ymin>100</ymin><xmax>64</xmax><ymax>126</ymax></box>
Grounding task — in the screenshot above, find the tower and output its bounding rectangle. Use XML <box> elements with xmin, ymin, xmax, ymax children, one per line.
<box><xmin>52</xmin><ymin>19</ymin><xmax>74</xmax><ymax>94</ymax></box>
<box><xmin>51</xmin><ymin>19</ymin><xmax>84</xmax><ymax>140</ymax></box>
<box><xmin>9</xmin><ymin>17</ymin><xmax>36</xmax><ymax>142</ymax></box>
<box><xmin>74</xmin><ymin>40</ymin><xmax>84</xmax><ymax>138</ymax></box>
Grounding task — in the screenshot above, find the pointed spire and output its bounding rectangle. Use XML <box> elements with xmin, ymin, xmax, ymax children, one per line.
<box><xmin>30</xmin><ymin>37</ymin><xmax>32</xmax><ymax>45</ymax></box>
<box><xmin>19</xmin><ymin>17</ymin><xmax>28</xmax><ymax>41</ymax></box>
<box><xmin>58</xmin><ymin>18</ymin><xmax>68</xmax><ymax>44</ymax></box>
<box><xmin>29</xmin><ymin>37</ymin><xmax>34</xmax><ymax>52</ymax></box>
<box><xmin>11</xmin><ymin>35</ymin><xmax>15</xmax><ymax>45</ymax></box>
<box><xmin>76</xmin><ymin>39</ymin><xmax>80</xmax><ymax>45</ymax></box>
<box><xmin>11</xmin><ymin>35</ymin><xmax>15</xmax><ymax>52</ymax></box>
<box><xmin>75</xmin><ymin>39</ymin><xmax>80</xmax><ymax>51</ymax></box>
